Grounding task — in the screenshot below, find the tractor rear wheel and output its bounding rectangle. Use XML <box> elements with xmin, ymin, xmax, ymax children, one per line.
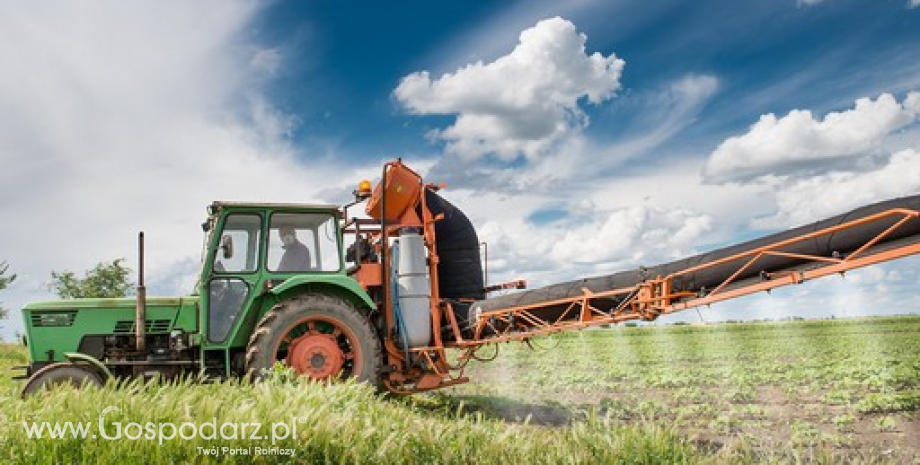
<box><xmin>245</xmin><ymin>294</ymin><xmax>382</xmax><ymax>385</ymax></box>
<box><xmin>21</xmin><ymin>362</ymin><xmax>104</xmax><ymax>397</ymax></box>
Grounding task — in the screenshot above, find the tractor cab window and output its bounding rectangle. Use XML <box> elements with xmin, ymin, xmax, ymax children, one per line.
<box><xmin>213</xmin><ymin>214</ymin><xmax>262</xmax><ymax>274</ymax></box>
<box><xmin>268</xmin><ymin>212</ymin><xmax>341</xmax><ymax>273</ymax></box>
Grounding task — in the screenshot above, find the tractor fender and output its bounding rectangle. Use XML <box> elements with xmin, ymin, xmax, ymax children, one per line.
<box><xmin>269</xmin><ymin>275</ymin><xmax>376</xmax><ymax>312</ymax></box>
<box><xmin>64</xmin><ymin>352</ymin><xmax>113</xmax><ymax>381</ymax></box>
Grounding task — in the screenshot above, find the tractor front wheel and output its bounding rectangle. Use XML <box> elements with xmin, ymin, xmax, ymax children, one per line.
<box><xmin>245</xmin><ymin>295</ymin><xmax>382</xmax><ymax>385</ymax></box>
<box><xmin>21</xmin><ymin>362</ymin><xmax>104</xmax><ymax>397</ymax></box>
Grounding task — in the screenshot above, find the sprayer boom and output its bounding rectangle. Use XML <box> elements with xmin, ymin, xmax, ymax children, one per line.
<box><xmin>457</xmin><ymin>200</ymin><xmax>920</xmax><ymax>345</ymax></box>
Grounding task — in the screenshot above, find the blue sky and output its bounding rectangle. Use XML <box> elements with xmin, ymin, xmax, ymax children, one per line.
<box><xmin>1</xmin><ymin>0</ymin><xmax>920</xmax><ymax>339</ymax></box>
<box><xmin>256</xmin><ymin>0</ymin><xmax>920</xmax><ymax>161</ymax></box>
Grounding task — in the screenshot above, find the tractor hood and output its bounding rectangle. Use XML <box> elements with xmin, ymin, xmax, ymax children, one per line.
<box><xmin>21</xmin><ymin>296</ymin><xmax>200</xmax><ymax>364</ymax></box>
<box><xmin>23</xmin><ymin>296</ymin><xmax>195</xmax><ymax>311</ymax></box>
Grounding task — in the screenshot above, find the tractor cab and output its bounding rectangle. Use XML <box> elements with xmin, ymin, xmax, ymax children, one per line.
<box><xmin>195</xmin><ymin>201</ymin><xmax>369</xmax><ymax>375</ymax></box>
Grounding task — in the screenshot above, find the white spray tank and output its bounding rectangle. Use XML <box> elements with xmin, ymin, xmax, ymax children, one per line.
<box><xmin>394</xmin><ymin>228</ymin><xmax>432</xmax><ymax>348</ymax></box>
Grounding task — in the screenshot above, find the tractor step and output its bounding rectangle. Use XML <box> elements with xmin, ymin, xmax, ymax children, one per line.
<box><xmin>10</xmin><ymin>365</ymin><xmax>30</xmax><ymax>380</ymax></box>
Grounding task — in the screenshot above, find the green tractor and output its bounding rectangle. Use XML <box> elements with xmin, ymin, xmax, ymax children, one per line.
<box><xmin>19</xmin><ymin>200</ymin><xmax>385</xmax><ymax>393</ymax></box>
<box><xmin>18</xmin><ymin>160</ymin><xmax>491</xmax><ymax>395</ymax></box>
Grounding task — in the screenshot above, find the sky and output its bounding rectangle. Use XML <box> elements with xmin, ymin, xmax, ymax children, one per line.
<box><xmin>1</xmin><ymin>0</ymin><xmax>920</xmax><ymax>340</ymax></box>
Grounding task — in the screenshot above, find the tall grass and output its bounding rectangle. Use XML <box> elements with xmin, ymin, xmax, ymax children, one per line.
<box><xmin>1</xmin><ymin>351</ymin><xmax>704</xmax><ymax>464</ymax></box>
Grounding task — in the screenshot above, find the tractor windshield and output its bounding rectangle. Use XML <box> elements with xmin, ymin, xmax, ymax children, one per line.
<box><xmin>267</xmin><ymin>212</ymin><xmax>341</xmax><ymax>273</ymax></box>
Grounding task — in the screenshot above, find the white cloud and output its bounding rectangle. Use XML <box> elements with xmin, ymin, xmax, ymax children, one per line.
<box><xmin>699</xmin><ymin>91</ymin><xmax>920</xmax><ymax>230</ymax></box>
<box><xmin>426</xmin><ymin>74</ymin><xmax>720</xmax><ymax>196</ymax></box>
<box><xmin>394</xmin><ymin>17</ymin><xmax>624</xmax><ymax>161</ymax></box>
<box><xmin>464</xmin><ymin>189</ymin><xmax>713</xmax><ymax>289</ymax></box>
<box><xmin>910</xmin><ymin>0</ymin><xmax>920</xmax><ymax>9</ymax></box>
<box><xmin>0</xmin><ymin>1</ymin><xmax>370</xmax><ymax>338</ymax></box>
<box><xmin>753</xmin><ymin>148</ymin><xmax>920</xmax><ymax>228</ymax></box>
<box><xmin>703</xmin><ymin>92</ymin><xmax>920</xmax><ymax>183</ymax></box>
<box><xmin>549</xmin><ymin>206</ymin><xmax>712</xmax><ymax>265</ymax></box>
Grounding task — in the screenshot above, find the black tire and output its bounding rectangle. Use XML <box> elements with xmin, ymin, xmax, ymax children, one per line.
<box><xmin>21</xmin><ymin>363</ymin><xmax>104</xmax><ymax>397</ymax></box>
<box><xmin>245</xmin><ymin>294</ymin><xmax>382</xmax><ymax>385</ymax></box>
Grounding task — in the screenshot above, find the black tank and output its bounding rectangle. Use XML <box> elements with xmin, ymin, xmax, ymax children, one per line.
<box><xmin>420</xmin><ymin>190</ymin><xmax>485</xmax><ymax>301</ymax></box>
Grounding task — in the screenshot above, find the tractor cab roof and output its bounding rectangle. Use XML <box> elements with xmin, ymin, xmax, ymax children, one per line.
<box><xmin>208</xmin><ymin>201</ymin><xmax>341</xmax><ymax>213</ymax></box>
<box><xmin>201</xmin><ymin>201</ymin><xmax>343</xmax><ymax>233</ymax></box>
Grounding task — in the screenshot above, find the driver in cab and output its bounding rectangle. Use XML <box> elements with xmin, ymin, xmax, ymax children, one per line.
<box><xmin>278</xmin><ymin>226</ymin><xmax>311</xmax><ymax>272</ymax></box>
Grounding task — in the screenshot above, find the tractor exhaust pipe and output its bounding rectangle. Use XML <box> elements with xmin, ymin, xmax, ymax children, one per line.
<box><xmin>136</xmin><ymin>231</ymin><xmax>146</xmax><ymax>353</ymax></box>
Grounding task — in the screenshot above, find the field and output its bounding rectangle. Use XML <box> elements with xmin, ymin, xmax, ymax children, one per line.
<box><xmin>447</xmin><ymin>316</ymin><xmax>920</xmax><ymax>462</ymax></box>
<box><xmin>1</xmin><ymin>315</ymin><xmax>918</xmax><ymax>463</ymax></box>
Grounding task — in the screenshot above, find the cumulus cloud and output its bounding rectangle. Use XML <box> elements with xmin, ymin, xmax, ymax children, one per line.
<box><xmin>474</xmin><ymin>201</ymin><xmax>712</xmax><ymax>288</ymax></box>
<box><xmin>550</xmin><ymin>206</ymin><xmax>712</xmax><ymax>264</ymax></box>
<box><xmin>703</xmin><ymin>92</ymin><xmax>920</xmax><ymax>183</ymax></box>
<box><xmin>394</xmin><ymin>17</ymin><xmax>624</xmax><ymax>161</ymax></box>
<box><xmin>426</xmin><ymin>74</ymin><xmax>720</xmax><ymax>195</ymax></box>
<box><xmin>911</xmin><ymin>0</ymin><xmax>920</xmax><ymax>9</ymax></box>
<box><xmin>753</xmin><ymin>149</ymin><xmax>920</xmax><ymax>228</ymax></box>
<box><xmin>699</xmin><ymin>91</ymin><xmax>920</xmax><ymax>230</ymax></box>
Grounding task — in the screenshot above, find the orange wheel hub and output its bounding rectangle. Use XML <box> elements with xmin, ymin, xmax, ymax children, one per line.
<box><xmin>286</xmin><ymin>332</ymin><xmax>345</xmax><ymax>380</ymax></box>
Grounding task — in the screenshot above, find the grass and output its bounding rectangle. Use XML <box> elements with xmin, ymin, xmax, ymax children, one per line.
<box><xmin>1</xmin><ymin>344</ymin><xmax>702</xmax><ymax>464</ymax></box>
<box><xmin>2</xmin><ymin>315</ymin><xmax>919</xmax><ymax>463</ymax></box>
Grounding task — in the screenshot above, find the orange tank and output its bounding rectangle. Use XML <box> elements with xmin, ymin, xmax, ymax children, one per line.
<box><xmin>365</xmin><ymin>161</ymin><xmax>422</xmax><ymax>220</ymax></box>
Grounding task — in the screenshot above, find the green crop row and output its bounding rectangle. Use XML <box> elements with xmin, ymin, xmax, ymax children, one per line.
<box><xmin>449</xmin><ymin>316</ymin><xmax>920</xmax><ymax>462</ymax></box>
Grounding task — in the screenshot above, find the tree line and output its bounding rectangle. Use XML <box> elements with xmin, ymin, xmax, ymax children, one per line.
<box><xmin>0</xmin><ymin>259</ymin><xmax>133</xmax><ymax>322</ymax></box>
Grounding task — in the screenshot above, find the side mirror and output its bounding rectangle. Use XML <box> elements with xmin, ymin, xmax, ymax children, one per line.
<box><xmin>220</xmin><ymin>235</ymin><xmax>234</xmax><ymax>259</ymax></box>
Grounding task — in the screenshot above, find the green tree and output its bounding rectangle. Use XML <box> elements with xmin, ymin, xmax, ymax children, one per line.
<box><xmin>0</xmin><ymin>260</ymin><xmax>16</xmax><ymax>320</ymax></box>
<box><xmin>49</xmin><ymin>259</ymin><xmax>134</xmax><ymax>299</ymax></box>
